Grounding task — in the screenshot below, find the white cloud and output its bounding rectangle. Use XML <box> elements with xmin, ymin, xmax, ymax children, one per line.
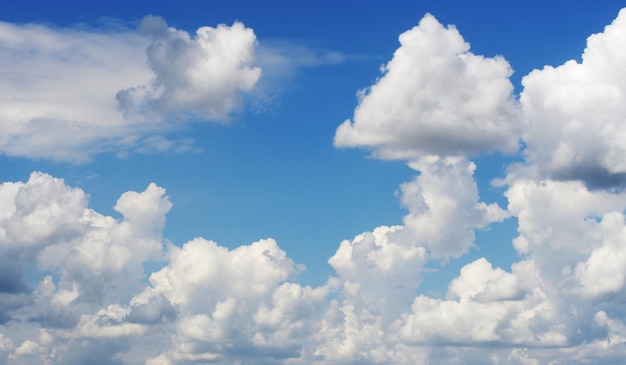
<box><xmin>519</xmin><ymin>8</ymin><xmax>626</xmax><ymax>187</ymax></box>
<box><xmin>0</xmin><ymin>21</ymin><xmax>151</xmax><ymax>162</ymax></box>
<box><xmin>574</xmin><ymin>212</ymin><xmax>626</xmax><ymax>298</ymax></box>
<box><xmin>327</xmin><ymin>156</ymin><xmax>506</xmax><ymax>331</ymax></box>
<box><xmin>0</xmin><ymin>333</ymin><xmax>13</xmax><ymax>351</ymax></box>
<box><xmin>144</xmin><ymin>237</ymin><xmax>333</xmax><ymax>363</ymax></box>
<box><xmin>505</xmin><ymin>178</ymin><xmax>626</xmax><ymax>293</ymax></box>
<box><xmin>117</xmin><ymin>15</ymin><xmax>261</xmax><ymax>122</ymax></box>
<box><xmin>13</xmin><ymin>340</ymin><xmax>43</xmax><ymax>356</ymax></box>
<box><xmin>2</xmin><ymin>169</ymin><xmax>626</xmax><ymax>364</ymax></box>
<box><xmin>0</xmin><ymin>171</ymin><xmax>172</xmax><ymax>333</ymax></box>
<box><xmin>0</xmin><ymin>16</ymin><xmax>261</xmax><ymax>162</ymax></box>
<box><xmin>317</xmin><ymin>156</ymin><xmax>508</xmax><ymax>363</ymax></box>
<box><xmin>149</xmin><ymin>238</ymin><xmax>298</xmax><ymax>312</ymax></box>
<box><xmin>334</xmin><ymin>13</ymin><xmax>522</xmax><ymax>159</ymax></box>
<box><xmin>76</xmin><ymin>305</ymin><xmax>148</xmax><ymax>338</ymax></box>
<box><xmin>402</xmin><ymin>156</ymin><xmax>508</xmax><ymax>259</ymax></box>
<box><xmin>447</xmin><ymin>258</ymin><xmax>525</xmax><ymax>302</ymax></box>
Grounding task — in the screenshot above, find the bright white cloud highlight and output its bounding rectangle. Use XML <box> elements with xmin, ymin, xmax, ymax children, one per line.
<box><xmin>334</xmin><ymin>13</ymin><xmax>521</xmax><ymax>159</ymax></box>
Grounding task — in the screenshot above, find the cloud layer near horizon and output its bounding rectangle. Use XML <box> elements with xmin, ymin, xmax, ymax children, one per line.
<box><xmin>2</xmin><ymin>8</ymin><xmax>626</xmax><ymax>365</ymax></box>
<box><xmin>2</xmin><ymin>165</ymin><xmax>626</xmax><ymax>364</ymax></box>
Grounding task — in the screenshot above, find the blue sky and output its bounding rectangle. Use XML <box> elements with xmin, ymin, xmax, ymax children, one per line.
<box><xmin>2</xmin><ymin>1</ymin><xmax>626</xmax><ymax>364</ymax></box>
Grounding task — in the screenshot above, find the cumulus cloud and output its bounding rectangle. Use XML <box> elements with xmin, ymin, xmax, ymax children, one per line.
<box><xmin>519</xmin><ymin>8</ymin><xmax>626</xmax><ymax>188</ymax></box>
<box><xmin>0</xmin><ymin>16</ymin><xmax>261</xmax><ymax>162</ymax></box>
<box><xmin>502</xmin><ymin>177</ymin><xmax>626</xmax><ymax>329</ymax></box>
<box><xmin>334</xmin><ymin>13</ymin><xmax>522</xmax><ymax>159</ymax></box>
<box><xmin>143</xmin><ymin>238</ymin><xmax>335</xmax><ymax>363</ymax></box>
<box><xmin>328</xmin><ymin>156</ymin><xmax>505</xmax><ymax>322</ymax></box>
<box><xmin>325</xmin><ymin>8</ymin><xmax>626</xmax><ymax>364</ymax></box>
<box><xmin>0</xmin><ymin>172</ymin><xmax>336</xmax><ymax>364</ymax></box>
<box><xmin>117</xmin><ymin>15</ymin><xmax>261</xmax><ymax>122</ymax></box>
<box><xmin>2</xmin><ymin>167</ymin><xmax>626</xmax><ymax>364</ymax></box>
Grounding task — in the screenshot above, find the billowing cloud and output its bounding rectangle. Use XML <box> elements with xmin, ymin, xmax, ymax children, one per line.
<box><xmin>0</xmin><ymin>172</ymin><xmax>171</xmax><ymax>329</ymax></box>
<box><xmin>519</xmin><ymin>8</ymin><xmax>626</xmax><ymax>188</ymax></box>
<box><xmin>144</xmin><ymin>238</ymin><xmax>334</xmax><ymax>364</ymax></box>
<box><xmin>0</xmin><ymin>21</ymin><xmax>150</xmax><ymax>162</ymax></box>
<box><xmin>117</xmin><ymin>15</ymin><xmax>261</xmax><ymax>122</ymax></box>
<box><xmin>0</xmin><ymin>16</ymin><xmax>260</xmax><ymax>162</ymax></box>
<box><xmin>334</xmin><ymin>13</ymin><xmax>522</xmax><ymax>159</ymax></box>
<box><xmin>505</xmin><ymin>178</ymin><xmax>626</xmax><ymax>300</ymax></box>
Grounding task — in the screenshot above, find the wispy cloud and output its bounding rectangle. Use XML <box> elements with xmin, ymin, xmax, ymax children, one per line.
<box><xmin>0</xmin><ymin>16</ymin><xmax>261</xmax><ymax>162</ymax></box>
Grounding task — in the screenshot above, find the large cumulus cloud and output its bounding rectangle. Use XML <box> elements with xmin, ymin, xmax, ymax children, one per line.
<box><xmin>334</xmin><ymin>13</ymin><xmax>522</xmax><ymax>159</ymax></box>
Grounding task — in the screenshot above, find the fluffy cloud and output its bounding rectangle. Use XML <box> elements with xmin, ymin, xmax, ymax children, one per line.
<box><xmin>0</xmin><ymin>16</ymin><xmax>260</xmax><ymax>162</ymax></box>
<box><xmin>117</xmin><ymin>16</ymin><xmax>261</xmax><ymax>122</ymax></box>
<box><xmin>0</xmin><ymin>21</ymin><xmax>151</xmax><ymax>162</ymax></box>
<box><xmin>0</xmin><ymin>172</ymin><xmax>88</xmax><ymax>305</ymax></box>
<box><xmin>505</xmin><ymin>179</ymin><xmax>626</xmax><ymax>293</ymax></box>
<box><xmin>0</xmin><ymin>172</ymin><xmax>334</xmax><ymax>364</ymax></box>
<box><xmin>519</xmin><ymin>8</ymin><xmax>626</xmax><ymax>187</ymax></box>
<box><xmin>325</xmin><ymin>8</ymin><xmax>626</xmax><ymax>364</ymax></box>
<box><xmin>144</xmin><ymin>238</ymin><xmax>333</xmax><ymax>363</ymax></box>
<box><xmin>0</xmin><ymin>168</ymin><xmax>509</xmax><ymax>364</ymax></box>
<box><xmin>334</xmin><ymin>13</ymin><xmax>522</xmax><ymax>159</ymax></box>
<box><xmin>402</xmin><ymin>157</ymin><xmax>508</xmax><ymax>258</ymax></box>
<box><xmin>316</xmin><ymin>156</ymin><xmax>509</xmax><ymax>363</ymax></box>
<box><xmin>0</xmin><ymin>172</ymin><xmax>171</xmax><ymax>331</ymax></box>
<box><xmin>0</xmin><ymin>173</ymin><xmax>172</xmax><ymax>363</ymax></box>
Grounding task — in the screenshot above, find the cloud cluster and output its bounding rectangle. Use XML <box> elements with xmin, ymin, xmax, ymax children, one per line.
<box><xmin>328</xmin><ymin>9</ymin><xmax>626</xmax><ymax>364</ymax></box>
<box><xmin>0</xmin><ymin>16</ymin><xmax>260</xmax><ymax>162</ymax></box>
<box><xmin>3</xmin><ymin>8</ymin><xmax>626</xmax><ymax>365</ymax></box>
